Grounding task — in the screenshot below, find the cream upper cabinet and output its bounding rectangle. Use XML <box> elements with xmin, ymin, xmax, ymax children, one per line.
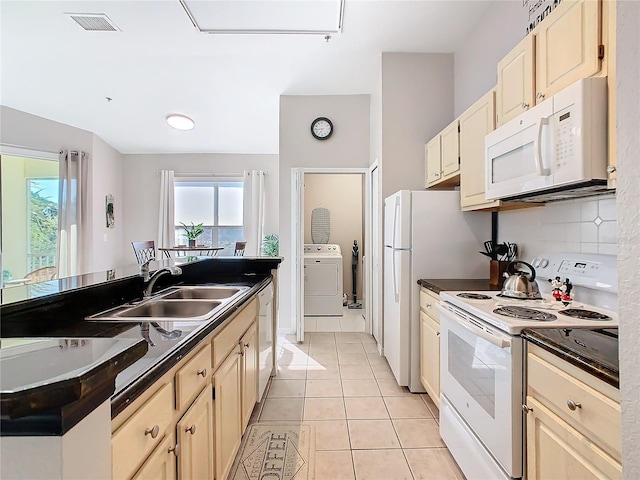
<box><xmin>425</xmin><ymin>136</ymin><xmax>442</xmax><ymax>186</ymax></box>
<box><xmin>419</xmin><ymin>288</ymin><xmax>440</xmax><ymax>409</ymax></box>
<box><xmin>425</xmin><ymin>119</ymin><xmax>460</xmax><ymax>189</ymax></box>
<box><xmin>524</xmin><ymin>343</ymin><xmax>621</xmax><ymax>480</ymax></box>
<box><xmin>496</xmin><ymin>0</ymin><xmax>602</xmax><ymax>127</ymax></box>
<box><xmin>496</xmin><ymin>35</ymin><xmax>535</xmax><ymax>126</ymax></box>
<box><xmin>177</xmin><ymin>385</ymin><xmax>214</xmax><ymax>480</ymax></box>
<box><xmin>213</xmin><ymin>346</ymin><xmax>242</xmax><ymax>480</ymax></box>
<box><xmin>459</xmin><ymin>90</ymin><xmax>500</xmax><ymax>211</ymax></box>
<box><xmin>241</xmin><ymin>323</ymin><xmax>258</xmax><ymax>431</ymax></box>
<box><xmin>535</xmin><ymin>0</ymin><xmax>602</xmax><ymax>101</ymax></box>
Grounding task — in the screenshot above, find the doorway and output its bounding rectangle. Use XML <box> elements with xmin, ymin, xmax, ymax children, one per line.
<box><xmin>291</xmin><ymin>168</ymin><xmax>370</xmax><ymax>342</ymax></box>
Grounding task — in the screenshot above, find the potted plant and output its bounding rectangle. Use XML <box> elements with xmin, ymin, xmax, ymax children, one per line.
<box><xmin>261</xmin><ymin>234</ymin><xmax>279</xmax><ymax>257</ymax></box>
<box><xmin>180</xmin><ymin>222</ymin><xmax>204</xmax><ymax>247</ymax></box>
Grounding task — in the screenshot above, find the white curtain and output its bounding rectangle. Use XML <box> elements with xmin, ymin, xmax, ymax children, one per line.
<box><xmin>57</xmin><ymin>150</ymin><xmax>87</xmax><ymax>277</ymax></box>
<box><xmin>158</xmin><ymin>170</ymin><xmax>175</xmax><ymax>251</ymax></box>
<box><xmin>243</xmin><ymin>170</ymin><xmax>266</xmax><ymax>256</ymax></box>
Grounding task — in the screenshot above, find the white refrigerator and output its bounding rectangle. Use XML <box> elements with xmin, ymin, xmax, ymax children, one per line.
<box><xmin>383</xmin><ymin>190</ymin><xmax>490</xmax><ymax>392</ymax></box>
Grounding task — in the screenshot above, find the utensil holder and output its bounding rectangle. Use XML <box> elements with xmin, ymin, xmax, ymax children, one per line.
<box><xmin>490</xmin><ymin>260</ymin><xmax>510</xmax><ymax>287</ymax></box>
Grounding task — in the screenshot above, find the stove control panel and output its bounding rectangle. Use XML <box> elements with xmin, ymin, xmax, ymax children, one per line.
<box><xmin>532</xmin><ymin>253</ymin><xmax>617</xmax><ymax>293</ymax></box>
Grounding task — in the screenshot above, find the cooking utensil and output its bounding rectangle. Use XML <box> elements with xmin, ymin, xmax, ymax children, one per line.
<box><xmin>495</xmin><ymin>243</ymin><xmax>509</xmax><ymax>261</ymax></box>
<box><xmin>507</xmin><ymin>243</ymin><xmax>518</xmax><ymax>261</ymax></box>
<box><xmin>500</xmin><ymin>260</ymin><xmax>542</xmax><ymax>300</ymax></box>
<box><xmin>483</xmin><ymin>241</ymin><xmax>495</xmax><ymax>260</ymax></box>
<box><xmin>479</xmin><ymin>251</ymin><xmax>494</xmax><ymax>258</ymax></box>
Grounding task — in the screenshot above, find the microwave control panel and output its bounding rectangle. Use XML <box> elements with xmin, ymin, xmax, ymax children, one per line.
<box><xmin>553</xmin><ymin>107</ymin><xmax>576</xmax><ymax>169</ymax></box>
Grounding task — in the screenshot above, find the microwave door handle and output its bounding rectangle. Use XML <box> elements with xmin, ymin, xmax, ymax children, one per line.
<box><xmin>535</xmin><ymin>117</ymin><xmax>551</xmax><ymax>176</ymax></box>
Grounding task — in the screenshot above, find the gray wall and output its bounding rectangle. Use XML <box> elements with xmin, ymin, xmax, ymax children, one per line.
<box><xmin>279</xmin><ymin>94</ymin><xmax>370</xmax><ymax>332</ymax></box>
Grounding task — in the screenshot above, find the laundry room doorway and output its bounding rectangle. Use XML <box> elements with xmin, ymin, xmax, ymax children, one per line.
<box><xmin>291</xmin><ymin>168</ymin><xmax>370</xmax><ymax>342</ymax></box>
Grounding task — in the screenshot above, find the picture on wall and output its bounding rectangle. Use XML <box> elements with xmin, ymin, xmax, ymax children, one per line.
<box><xmin>106</xmin><ymin>194</ymin><xmax>115</xmax><ymax>228</ymax></box>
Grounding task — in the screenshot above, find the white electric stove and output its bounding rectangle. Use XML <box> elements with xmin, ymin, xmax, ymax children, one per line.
<box><xmin>437</xmin><ymin>253</ymin><xmax>619</xmax><ymax>480</ymax></box>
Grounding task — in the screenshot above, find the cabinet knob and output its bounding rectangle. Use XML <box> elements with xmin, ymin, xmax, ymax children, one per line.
<box><xmin>536</xmin><ymin>92</ymin><xmax>545</xmax><ymax>100</ymax></box>
<box><xmin>436</xmin><ymin>331</ymin><xmax>440</xmax><ymax>337</ymax></box>
<box><xmin>521</xmin><ymin>102</ymin><xmax>529</xmax><ymax>109</ymax></box>
<box><xmin>607</xmin><ymin>165</ymin><xmax>617</xmax><ymax>174</ymax></box>
<box><xmin>522</xmin><ymin>404</ymin><xmax>533</xmax><ymax>413</ymax></box>
<box><xmin>197</xmin><ymin>368</ymin><xmax>207</xmax><ymax>377</ymax></box>
<box><xmin>425</xmin><ymin>303</ymin><xmax>431</xmax><ymax>308</ymax></box>
<box><xmin>144</xmin><ymin>425</ymin><xmax>160</xmax><ymax>438</ymax></box>
<box><xmin>244</xmin><ymin>343</ymin><xmax>250</xmax><ymax>349</ymax></box>
<box><xmin>566</xmin><ymin>399</ymin><xmax>582</xmax><ymax>411</ymax></box>
<box><xmin>168</xmin><ymin>443</ymin><xmax>180</xmax><ymax>457</ymax></box>
<box><xmin>185</xmin><ymin>424</ymin><xmax>197</xmax><ymax>435</ymax></box>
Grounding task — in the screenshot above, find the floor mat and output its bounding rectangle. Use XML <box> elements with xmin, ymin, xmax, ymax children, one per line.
<box><xmin>229</xmin><ymin>423</ymin><xmax>316</xmax><ymax>480</ymax></box>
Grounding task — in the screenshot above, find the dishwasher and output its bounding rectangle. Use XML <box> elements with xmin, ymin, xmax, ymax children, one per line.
<box><xmin>257</xmin><ymin>282</ymin><xmax>274</xmax><ymax>402</ymax></box>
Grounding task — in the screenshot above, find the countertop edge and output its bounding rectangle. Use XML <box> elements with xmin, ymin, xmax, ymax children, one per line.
<box><xmin>417</xmin><ymin>278</ymin><xmax>502</xmax><ymax>294</ymax></box>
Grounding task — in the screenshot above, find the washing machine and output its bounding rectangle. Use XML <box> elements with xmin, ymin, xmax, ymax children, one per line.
<box><xmin>304</xmin><ymin>244</ymin><xmax>343</xmax><ymax>316</ymax></box>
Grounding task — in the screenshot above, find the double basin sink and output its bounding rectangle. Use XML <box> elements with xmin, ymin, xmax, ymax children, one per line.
<box><xmin>86</xmin><ymin>285</ymin><xmax>249</xmax><ymax>323</ymax></box>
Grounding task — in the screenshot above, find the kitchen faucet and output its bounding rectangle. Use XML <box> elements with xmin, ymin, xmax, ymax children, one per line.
<box><xmin>142</xmin><ymin>265</ymin><xmax>182</xmax><ymax>299</ymax></box>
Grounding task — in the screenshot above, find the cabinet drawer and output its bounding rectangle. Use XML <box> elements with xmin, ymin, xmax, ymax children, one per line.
<box><xmin>527</xmin><ymin>348</ymin><xmax>621</xmax><ymax>459</ymax></box>
<box><xmin>176</xmin><ymin>343</ymin><xmax>212</xmax><ymax>412</ymax></box>
<box><xmin>212</xmin><ymin>299</ymin><xmax>257</xmax><ymax>369</ymax></box>
<box><xmin>419</xmin><ymin>289</ymin><xmax>439</xmax><ymax>321</ymax></box>
<box><xmin>112</xmin><ymin>381</ymin><xmax>174</xmax><ymax>480</ymax></box>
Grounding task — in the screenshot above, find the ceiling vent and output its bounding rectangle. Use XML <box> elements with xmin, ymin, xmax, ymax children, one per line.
<box><xmin>66</xmin><ymin>13</ymin><xmax>120</xmax><ymax>32</ymax></box>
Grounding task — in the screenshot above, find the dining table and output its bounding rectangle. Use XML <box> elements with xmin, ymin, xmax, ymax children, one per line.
<box><xmin>158</xmin><ymin>246</ymin><xmax>224</xmax><ymax>258</ymax></box>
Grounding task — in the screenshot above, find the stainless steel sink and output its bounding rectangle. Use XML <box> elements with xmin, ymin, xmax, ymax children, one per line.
<box><xmin>161</xmin><ymin>286</ymin><xmax>243</xmax><ymax>300</ymax></box>
<box><xmin>85</xmin><ymin>285</ymin><xmax>249</xmax><ymax>323</ymax></box>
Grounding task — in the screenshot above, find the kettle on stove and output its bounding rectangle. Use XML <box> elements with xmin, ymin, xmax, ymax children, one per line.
<box><xmin>500</xmin><ymin>261</ymin><xmax>543</xmax><ymax>300</ymax></box>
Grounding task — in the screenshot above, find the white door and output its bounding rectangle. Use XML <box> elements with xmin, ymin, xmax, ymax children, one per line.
<box><xmin>291</xmin><ymin>169</ymin><xmax>305</xmax><ymax>342</ymax></box>
<box><xmin>369</xmin><ymin>163</ymin><xmax>381</xmax><ymax>345</ymax></box>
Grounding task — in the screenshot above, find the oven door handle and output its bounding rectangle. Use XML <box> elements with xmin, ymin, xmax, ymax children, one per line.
<box><xmin>437</xmin><ymin>304</ymin><xmax>511</xmax><ymax>349</ymax></box>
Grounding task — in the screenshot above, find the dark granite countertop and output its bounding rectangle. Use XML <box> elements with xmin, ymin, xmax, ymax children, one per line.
<box><xmin>0</xmin><ymin>257</ymin><xmax>282</xmax><ymax>435</ymax></box>
<box><xmin>417</xmin><ymin>279</ymin><xmax>503</xmax><ymax>294</ymax></box>
<box><xmin>523</xmin><ymin>327</ymin><xmax>619</xmax><ymax>388</ymax></box>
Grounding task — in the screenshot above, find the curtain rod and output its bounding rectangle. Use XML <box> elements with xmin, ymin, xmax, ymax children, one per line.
<box><xmin>155</xmin><ymin>171</ymin><xmax>267</xmax><ymax>176</ymax></box>
<box><xmin>0</xmin><ymin>143</ymin><xmax>61</xmax><ymax>156</ymax></box>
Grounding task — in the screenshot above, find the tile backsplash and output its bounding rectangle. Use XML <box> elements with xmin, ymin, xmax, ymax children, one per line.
<box><xmin>499</xmin><ymin>194</ymin><xmax>617</xmax><ymax>260</ymax></box>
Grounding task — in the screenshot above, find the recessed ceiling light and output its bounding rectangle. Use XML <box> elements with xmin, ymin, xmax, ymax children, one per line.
<box><xmin>166</xmin><ymin>114</ymin><xmax>195</xmax><ymax>130</ymax></box>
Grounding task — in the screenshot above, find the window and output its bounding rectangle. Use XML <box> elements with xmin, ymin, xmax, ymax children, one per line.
<box><xmin>174</xmin><ymin>179</ymin><xmax>244</xmax><ymax>256</ymax></box>
<box><xmin>1</xmin><ymin>154</ymin><xmax>59</xmax><ymax>284</ymax></box>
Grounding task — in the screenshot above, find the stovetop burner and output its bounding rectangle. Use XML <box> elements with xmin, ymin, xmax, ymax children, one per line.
<box><xmin>493</xmin><ymin>306</ymin><xmax>557</xmax><ymax>321</ymax></box>
<box><xmin>456</xmin><ymin>293</ymin><xmax>492</xmax><ymax>300</ymax></box>
<box><xmin>558</xmin><ymin>309</ymin><xmax>613</xmax><ymax>321</ymax></box>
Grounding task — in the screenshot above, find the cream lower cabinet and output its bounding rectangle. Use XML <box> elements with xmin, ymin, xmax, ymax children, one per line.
<box><xmin>419</xmin><ymin>288</ymin><xmax>440</xmax><ymax>408</ymax></box>
<box><xmin>213</xmin><ymin>347</ymin><xmax>242</xmax><ymax>480</ymax></box>
<box><xmin>524</xmin><ymin>343</ymin><xmax>621</xmax><ymax>480</ymax></box>
<box><xmin>177</xmin><ymin>385</ymin><xmax>214</xmax><ymax>479</ymax></box>
<box><xmin>132</xmin><ymin>434</ymin><xmax>177</xmax><ymax>480</ymax></box>
<box><xmin>241</xmin><ymin>323</ymin><xmax>258</xmax><ymax>431</ymax></box>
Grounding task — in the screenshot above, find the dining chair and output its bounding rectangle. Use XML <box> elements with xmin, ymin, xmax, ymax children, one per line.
<box><xmin>131</xmin><ymin>241</ymin><xmax>156</xmax><ymax>264</ymax></box>
<box><xmin>234</xmin><ymin>241</ymin><xmax>247</xmax><ymax>256</ymax></box>
<box><xmin>25</xmin><ymin>266</ymin><xmax>57</xmax><ymax>284</ymax></box>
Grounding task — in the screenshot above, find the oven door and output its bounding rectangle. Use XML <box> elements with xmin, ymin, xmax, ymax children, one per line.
<box><xmin>437</xmin><ymin>303</ymin><xmax>523</xmax><ymax>478</ymax></box>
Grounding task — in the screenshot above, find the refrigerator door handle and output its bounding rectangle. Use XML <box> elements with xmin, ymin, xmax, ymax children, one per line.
<box><xmin>392</xmin><ymin>250</ymin><xmax>399</xmax><ymax>302</ymax></box>
<box><xmin>392</xmin><ymin>197</ymin><xmax>400</xmax><ymax>249</ymax></box>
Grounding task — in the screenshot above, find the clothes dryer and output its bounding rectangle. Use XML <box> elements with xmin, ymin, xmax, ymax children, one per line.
<box><xmin>304</xmin><ymin>244</ymin><xmax>343</xmax><ymax>316</ymax></box>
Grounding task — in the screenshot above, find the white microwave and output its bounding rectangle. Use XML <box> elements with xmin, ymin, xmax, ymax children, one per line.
<box><xmin>485</xmin><ymin>77</ymin><xmax>608</xmax><ymax>202</ymax></box>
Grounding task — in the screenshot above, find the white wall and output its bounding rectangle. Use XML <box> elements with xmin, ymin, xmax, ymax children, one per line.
<box><xmin>279</xmin><ymin>94</ymin><xmax>370</xmax><ymax>332</ymax></box>
<box><xmin>454</xmin><ymin>1</ymin><xmax>526</xmax><ymax>116</ymax></box>
<box><xmin>0</xmin><ymin>106</ymin><xmax>125</xmax><ymax>275</ymax></box>
<box><xmin>380</xmin><ymin>52</ymin><xmax>454</xmax><ymax>198</ymax></box>
<box><xmin>304</xmin><ymin>173</ymin><xmax>364</xmax><ymax>301</ymax></box>
<box><xmin>121</xmin><ymin>153</ymin><xmax>279</xmax><ymax>266</ymax></box>
<box><xmin>616</xmin><ymin>1</ymin><xmax>640</xmax><ymax>477</ymax></box>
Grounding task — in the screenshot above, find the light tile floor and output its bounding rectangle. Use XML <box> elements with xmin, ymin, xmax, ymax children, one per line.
<box><xmin>245</xmin><ymin>332</ymin><xmax>466</xmax><ymax>480</ymax></box>
<box><xmin>304</xmin><ymin>305</ymin><xmax>366</xmax><ymax>332</ymax></box>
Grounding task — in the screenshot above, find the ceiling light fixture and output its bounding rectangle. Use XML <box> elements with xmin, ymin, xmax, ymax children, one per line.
<box><xmin>166</xmin><ymin>114</ymin><xmax>195</xmax><ymax>131</ymax></box>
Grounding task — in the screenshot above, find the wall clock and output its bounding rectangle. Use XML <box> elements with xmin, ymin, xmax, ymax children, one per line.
<box><xmin>310</xmin><ymin>117</ymin><xmax>333</xmax><ymax>140</ymax></box>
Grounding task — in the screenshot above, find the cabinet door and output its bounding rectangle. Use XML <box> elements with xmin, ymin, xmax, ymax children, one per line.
<box><xmin>525</xmin><ymin>396</ymin><xmax>622</xmax><ymax>480</ymax></box>
<box><xmin>133</xmin><ymin>434</ymin><xmax>177</xmax><ymax>480</ymax></box>
<box><xmin>460</xmin><ymin>90</ymin><xmax>498</xmax><ymax>210</ymax></box>
<box><xmin>241</xmin><ymin>323</ymin><xmax>258</xmax><ymax>431</ymax></box>
<box><xmin>496</xmin><ymin>35</ymin><xmax>535</xmax><ymax>126</ymax></box>
<box><xmin>425</xmin><ymin>136</ymin><xmax>442</xmax><ymax>187</ymax></box>
<box><xmin>535</xmin><ymin>0</ymin><xmax>601</xmax><ymax>100</ymax></box>
<box><xmin>177</xmin><ymin>385</ymin><xmax>214</xmax><ymax>480</ymax></box>
<box><xmin>419</xmin><ymin>311</ymin><xmax>440</xmax><ymax>409</ymax></box>
<box><xmin>214</xmin><ymin>348</ymin><xmax>242</xmax><ymax>480</ymax></box>
<box><xmin>440</xmin><ymin>119</ymin><xmax>460</xmax><ymax>177</ymax></box>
